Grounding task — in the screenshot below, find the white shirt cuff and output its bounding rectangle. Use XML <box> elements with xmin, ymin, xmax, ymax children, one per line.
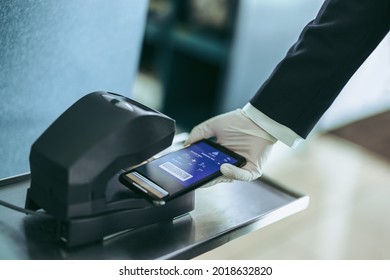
<box><xmin>243</xmin><ymin>103</ymin><xmax>303</xmax><ymax>148</ymax></box>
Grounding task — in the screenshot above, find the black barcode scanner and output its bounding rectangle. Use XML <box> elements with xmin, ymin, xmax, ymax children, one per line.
<box><xmin>25</xmin><ymin>91</ymin><xmax>194</xmax><ymax>247</ymax></box>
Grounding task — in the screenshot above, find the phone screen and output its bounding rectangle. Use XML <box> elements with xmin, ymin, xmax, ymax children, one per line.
<box><xmin>120</xmin><ymin>139</ymin><xmax>246</xmax><ymax>201</ymax></box>
<box><xmin>144</xmin><ymin>140</ymin><xmax>239</xmax><ymax>187</ymax></box>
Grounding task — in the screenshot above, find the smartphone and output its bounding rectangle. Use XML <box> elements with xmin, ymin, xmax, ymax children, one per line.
<box><xmin>119</xmin><ymin>139</ymin><xmax>246</xmax><ymax>204</ymax></box>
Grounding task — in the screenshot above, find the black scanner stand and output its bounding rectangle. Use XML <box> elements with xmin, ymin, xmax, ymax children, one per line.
<box><xmin>25</xmin><ymin>91</ymin><xmax>194</xmax><ymax>247</ymax></box>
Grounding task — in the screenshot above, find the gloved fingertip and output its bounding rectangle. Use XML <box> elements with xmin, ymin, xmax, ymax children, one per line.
<box><xmin>185</xmin><ymin>120</ymin><xmax>217</xmax><ymax>145</ymax></box>
<box><xmin>185</xmin><ymin>127</ymin><xmax>203</xmax><ymax>145</ymax></box>
<box><xmin>220</xmin><ymin>164</ymin><xmax>241</xmax><ymax>179</ymax></box>
<box><xmin>221</xmin><ymin>163</ymin><xmax>261</xmax><ymax>181</ymax></box>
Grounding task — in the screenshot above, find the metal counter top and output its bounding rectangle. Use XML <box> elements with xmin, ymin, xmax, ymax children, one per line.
<box><xmin>0</xmin><ymin>174</ymin><xmax>308</xmax><ymax>259</ymax></box>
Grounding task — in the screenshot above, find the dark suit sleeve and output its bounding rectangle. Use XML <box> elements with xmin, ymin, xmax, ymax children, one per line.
<box><xmin>250</xmin><ymin>0</ymin><xmax>390</xmax><ymax>138</ymax></box>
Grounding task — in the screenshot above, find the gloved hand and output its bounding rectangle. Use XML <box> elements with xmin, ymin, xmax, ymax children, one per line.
<box><xmin>185</xmin><ymin>109</ymin><xmax>277</xmax><ymax>186</ymax></box>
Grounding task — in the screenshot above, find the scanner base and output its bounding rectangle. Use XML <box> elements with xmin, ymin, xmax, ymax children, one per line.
<box><xmin>58</xmin><ymin>193</ymin><xmax>195</xmax><ymax>247</ymax></box>
<box><xmin>26</xmin><ymin>174</ymin><xmax>195</xmax><ymax>247</ymax></box>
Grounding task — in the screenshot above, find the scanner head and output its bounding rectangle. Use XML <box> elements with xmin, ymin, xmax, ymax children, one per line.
<box><xmin>26</xmin><ymin>91</ymin><xmax>176</xmax><ymax>219</ymax></box>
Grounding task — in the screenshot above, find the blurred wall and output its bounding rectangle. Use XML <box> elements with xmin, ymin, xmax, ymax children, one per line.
<box><xmin>0</xmin><ymin>0</ymin><xmax>147</xmax><ymax>179</ymax></box>
<box><xmin>221</xmin><ymin>0</ymin><xmax>390</xmax><ymax>131</ymax></box>
<box><xmin>221</xmin><ymin>0</ymin><xmax>324</xmax><ymax>112</ymax></box>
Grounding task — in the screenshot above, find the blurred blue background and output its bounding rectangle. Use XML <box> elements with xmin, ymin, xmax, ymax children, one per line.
<box><xmin>1</xmin><ymin>0</ymin><xmax>389</xmax><ymax>179</ymax></box>
<box><xmin>0</xmin><ymin>0</ymin><xmax>147</xmax><ymax>178</ymax></box>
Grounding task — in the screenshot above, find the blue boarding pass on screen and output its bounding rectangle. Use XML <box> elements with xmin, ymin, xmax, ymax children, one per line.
<box><xmin>149</xmin><ymin>141</ymin><xmax>238</xmax><ymax>187</ymax></box>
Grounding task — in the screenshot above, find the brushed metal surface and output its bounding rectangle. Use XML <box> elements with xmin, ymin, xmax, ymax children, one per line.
<box><xmin>0</xmin><ymin>176</ymin><xmax>308</xmax><ymax>259</ymax></box>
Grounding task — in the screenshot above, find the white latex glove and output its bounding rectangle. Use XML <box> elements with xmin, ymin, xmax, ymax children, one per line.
<box><xmin>185</xmin><ymin>109</ymin><xmax>276</xmax><ymax>185</ymax></box>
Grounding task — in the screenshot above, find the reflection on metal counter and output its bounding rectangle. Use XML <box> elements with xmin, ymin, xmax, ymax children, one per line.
<box><xmin>0</xmin><ymin>174</ymin><xmax>308</xmax><ymax>259</ymax></box>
